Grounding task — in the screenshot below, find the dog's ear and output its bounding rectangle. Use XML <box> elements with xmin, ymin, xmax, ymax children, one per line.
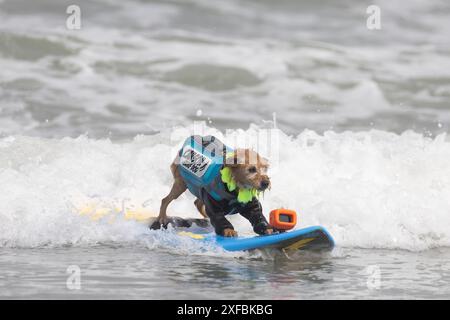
<box><xmin>225</xmin><ymin>151</ymin><xmax>239</xmax><ymax>167</ymax></box>
<box><xmin>259</xmin><ymin>156</ymin><xmax>270</xmax><ymax>167</ymax></box>
<box><xmin>225</xmin><ymin>149</ymin><xmax>246</xmax><ymax>167</ymax></box>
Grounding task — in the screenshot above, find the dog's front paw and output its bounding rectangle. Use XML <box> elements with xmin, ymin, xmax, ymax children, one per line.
<box><xmin>265</xmin><ymin>228</ymin><xmax>274</xmax><ymax>235</ymax></box>
<box><xmin>223</xmin><ymin>228</ymin><xmax>238</xmax><ymax>237</ymax></box>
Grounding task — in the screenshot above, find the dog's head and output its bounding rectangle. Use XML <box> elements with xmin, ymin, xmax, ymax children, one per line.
<box><xmin>225</xmin><ymin>148</ymin><xmax>271</xmax><ymax>192</ymax></box>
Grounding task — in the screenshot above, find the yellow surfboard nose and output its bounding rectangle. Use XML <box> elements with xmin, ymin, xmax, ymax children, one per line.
<box><xmin>77</xmin><ymin>203</ymin><xmax>156</xmax><ymax>224</ymax></box>
<box><xmin>177</xmin><ymin>231</ymin><xmax>205</xmax><ymax>240</ymax></box>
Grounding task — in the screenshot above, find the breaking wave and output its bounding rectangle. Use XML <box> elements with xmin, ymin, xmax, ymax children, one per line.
<box><xmin>1</xmin><ymin>126</ymin><xmax>450</xmax><ymax>251</ymax></box>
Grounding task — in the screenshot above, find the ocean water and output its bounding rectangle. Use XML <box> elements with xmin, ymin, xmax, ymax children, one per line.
<box><xmin>1</xmin><ymin>0</ymin><xmax>450</xmax><ymax>299</ymax></box>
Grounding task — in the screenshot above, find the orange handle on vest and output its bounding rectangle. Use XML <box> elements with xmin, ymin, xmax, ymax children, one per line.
<box><xmin>269</xmin><ymin>209</ymin><xmax>297</xmax><ymax>231</ymax></box>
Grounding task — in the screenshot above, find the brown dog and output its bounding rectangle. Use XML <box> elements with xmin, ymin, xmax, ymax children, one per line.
<box><xmin>157</xmin><ymin>136</ymin><xmax>272</xmax><ymax>237</ymax></box>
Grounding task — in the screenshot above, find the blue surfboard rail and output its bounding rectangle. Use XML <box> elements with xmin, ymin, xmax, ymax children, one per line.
<box><xmin>155</xmin><ymin>217</ymin><xmax>335</xmax><ymax>252</ymax></box>
<box><xmin>200</xmin><ymin>226</ymin><xmax>335</xmax><ymax>252</ymax></box>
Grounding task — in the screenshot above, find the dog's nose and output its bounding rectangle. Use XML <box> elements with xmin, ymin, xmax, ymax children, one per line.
<box><xmin>260</xmin><ymin>180</ymin><xmax>270</xmax><ymax>190</ymax></box>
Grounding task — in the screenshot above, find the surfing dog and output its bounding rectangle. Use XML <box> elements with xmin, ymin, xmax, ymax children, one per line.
<box><xmin>157</xmin><ymin>136</ymin><xmax>272</xmax><ymax>237</ymax></box>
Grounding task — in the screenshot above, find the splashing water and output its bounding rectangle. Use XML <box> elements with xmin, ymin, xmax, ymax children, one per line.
<box><xmin>1</xmin><ymin>127</ymin><xmax>449</xmax><ymax>251</ymax></box>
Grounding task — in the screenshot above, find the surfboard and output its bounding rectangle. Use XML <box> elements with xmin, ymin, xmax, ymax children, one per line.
<box><xmin>176</xmin><ymin>226</ymin><xmax>334</xmax><ymax>252</ymax></box>
<box><xmin>77</xmin><ymin>206</ymin><xmax>334</xmax><ymax>252</ymax></box>
<box><xmin>149</xmin><ymin>217</ymin><xmax>334</xmax><ymax>252</ymax></box>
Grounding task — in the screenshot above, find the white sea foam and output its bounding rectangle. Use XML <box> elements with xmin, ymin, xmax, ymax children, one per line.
<box><xmin>0</xmin><ymin>127</ymin><xmax>449</xmax><ymax>251</ymax></box>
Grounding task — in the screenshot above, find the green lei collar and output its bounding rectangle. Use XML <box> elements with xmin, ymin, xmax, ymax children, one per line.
<box><xmin>220</xmin><ymin>166</ymin><xmax>259</xmax><ymax>204</ymax></box>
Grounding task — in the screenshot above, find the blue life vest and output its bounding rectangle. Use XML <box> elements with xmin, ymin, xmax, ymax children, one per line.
<box><xmin>177</xmin><ymin>135</ymin><xmax>234</xmax><ymax>202</ymax></box>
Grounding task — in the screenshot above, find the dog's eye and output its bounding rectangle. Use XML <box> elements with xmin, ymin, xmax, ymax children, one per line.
<box><xmin>248</xmin><ymin>166</ymin><xmax>257</xmax><ymax>173</ymax></box>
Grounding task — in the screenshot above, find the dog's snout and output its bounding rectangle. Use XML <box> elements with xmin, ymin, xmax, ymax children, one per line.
<box><xmin>260</xmin><ymin>180</ymin><xmax>270</xmax><ymax>190</ymax></box>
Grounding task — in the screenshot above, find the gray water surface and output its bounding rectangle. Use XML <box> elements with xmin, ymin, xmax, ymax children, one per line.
<box><xmin>1</xmin><ymin>246</ymin><xmax>449</xmax><ymax>299</ymax></box>
<box><xmin>1</xmin><ymin>0</ymin><xmax>450</xmax><ymax>138</ymax></box>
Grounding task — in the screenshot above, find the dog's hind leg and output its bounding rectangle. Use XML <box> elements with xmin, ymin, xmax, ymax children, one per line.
<box><xmin>194</xmin><ymin>198</ymin><xmax>207</xmax><ymax>218</ymax></box>
<box><xmin>158</xmin><ymin>164</ymin><xmax>187</xmax><ymax>224</ymax></box>
<box><xmin>158</xmin><ymin>180</ymin><xmax>186</xmax><ymax>224</ymax></box>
